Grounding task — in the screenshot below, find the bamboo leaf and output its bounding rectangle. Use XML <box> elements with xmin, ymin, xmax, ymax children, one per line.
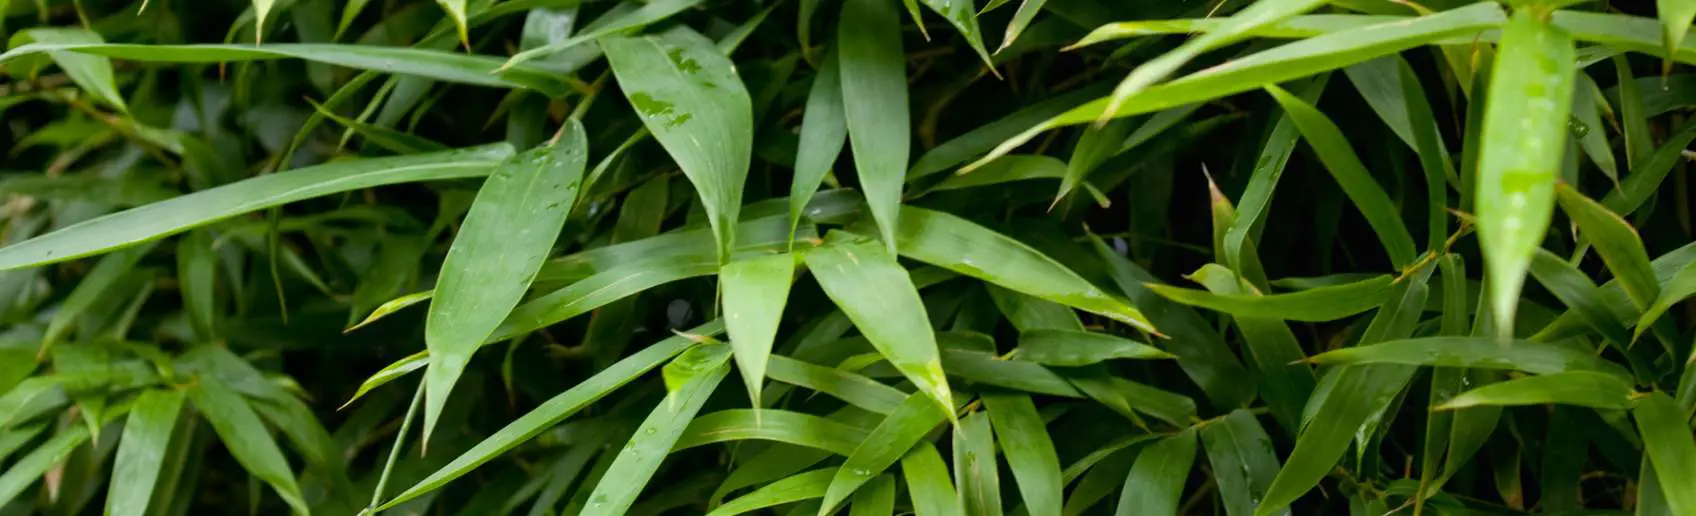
<box><xmin>580</xmin><ymin>348</ymin><xmax>729</xmax><ymax>516</ymax></box>
<box><xmin>504</xmin><ymin>0</ymin><xmax>706</xmax><ymax>68</ymax></box>
<box><xmin>819</xmin><ymin>392</ymin><xmax>952</xmax><ymax>515</ymax></box>
<box><xmin>839</xmin><ymin>0</ymin><xmax>910</xmax><ymax>254</ymax></box>
<box><xmin>792</xmin><ymin>49</ymin><xmax>847</xmax><ymax>242</ymax></box>
<box><xmin>188</xmin><ymin>377</ymin><xmax>309</xmax><ymax>515</ymax></box>
<box><xmin>1527</xmin><ymin>249</ymin><xmax>1634</xmax><ymax>347</ymax></box>
<box><xmin>1475</xmin><ymin>9</ymin><xmax>1575</xmax><ymax>338</ymax></box>
<box><xmin>106</xmin><ymin>388</ymin><xmax>186</xmax><ymax>516</ymax></box>
<box><xmin>1200</xmin><ymin>409</ymin><xmax>1281</xmax><ymax>516</ymax></box>
<box><xmin>1634</xmin><ymin>392</ymin><xmax>1696</xmax><ymax>515</ymax></box>
<box><xmin>604</xmin><ymin>28</ymin><xmax>753</xmax><ymax>264</ymax></box>
<box><xmin>706</xmin><ymin>469</ymin><xmax>836</xmax><ymax>516</ymax></box>
<box><xmin>805</xmin><ymin>238</ymin><xmax>954</xmax><ymax>418</ymax></box>
<box><xmin>1149</xmin><ymin>272</ymin><xmax>1393</xmax><ymax>322</ymax></box>
<box><xmin>0</xmin><ymin>425</ymin><xmax>90</xmax><ymax>508</ymax></box>
<box><xmin>1555</xmin><ymin>184</ymin><xmax>1659</xmax><ymax>312</ymax></box>
<box><xmin>1072</xmin><ymin>14</ymin><xmax>1404</xmax><ymax>48</ymax></box>
<box><xmin>1304</xmin><ymin>336</ymin><xmax>1631</xmax><ymax>380</ymax></box>
<box><xmin>1437</xmin><ymin>371</ymin><xmax>1635</xmax><ymax>410</ymax></box>
<box><xmin>766</xmin><ymin>355</ymin><xmax>907</xmax><ymax>414</ymax></box>
<box><xmin>983</xmin><ymin>392</ymin><xmax>1062</xmax><ymax>515</ymax></box>
<box><xmin>9</xmin><ymin>29</ymin><xmax>127</xmax><ymax>112</ymax></box>
<box><xmin>424</xmin><ymin>121</ymin><xmax>587</xmax><ymax>442</ymax></box>
<box><xmin>915</xmin><ymin>0</ymin><xmax>993</xmax><ymax>67</ymax></box>
<box><xmin>901</xmin><ymin>442</ymin><xmax>960</xmax><ymax>516</ymax></box>
<box><xmin>1116</xmin><ymin>427</ymin><xmax>1197</xmax><ymax>516</ymax></box>
<box><xmin>0</xmin><ymin>144</ymin><xmax>513</xmax><ymax>271</ymax></box>
<box><xmin>1256</xmin><ymin>364</ymin><xmax>1414</xmax><ymax>515</ymax></box>
<box><xmin>849</xmin><ymin>474</ymin><xmax>896</xmax><ymax>516</ymax></box>
<box><xmin>955</xmin><ymin>410</ymin><xmax>1003</xmax><ymax>516</ymax></box>
<box><xmin>722</xmin><ymin>252</ymin><xmax>796</xmax><ymax>406</ymax></box>
<box><xmin>896</xmin><ymin>207</ymin><xmax>1155</xmax><ymax>332</ymax></box>
<box><xmin>675</xmin><ymin>409</ymin><xmax>869</xmax><ymax>455</ymax></box>
<box><xmin>1013</xmin><ymin>329</ymin><xmax>1174</xmax><ymax>366</ymax></box>
<box><xmin>378</xmin><ymin>322</ymin><xmax>723</xmax><ymax>509</ymax></box>
<box><xmin>1660</xmin><ymin>0</ymin><xmax>1696</xmax><ymax>67</ymax></box>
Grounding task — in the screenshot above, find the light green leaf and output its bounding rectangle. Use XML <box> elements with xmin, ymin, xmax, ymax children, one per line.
<box><xmin>1475</xmin><ymin>9</ymin><xmax>1575</xmax><ymax>338</ymax></box>
<box><xmin>504</xmin><ymin>0</ymin><xmax>705</xmax><ymax>69</ymax></box>
<box><xmin>1116</xmin><ymin>427</ymin><xmax>1197</xmax><ymax>516</ymax></box>
<box><xmin>896</xmin><ymin>207</ymin><xmax>1155</xmax><ymax>333</ymax></box>
<box><xmin>805</xmin><ymin>238</ymin><xmax>953</xmax><ymax>419</ymax></box>
<box><xmin>966</xmin><ymin>2</ymin><xmax>1506</xmax><ymax>172</ymax></box>
<box><xmin>188</xmin><ymin>376</ymin><xmax>309</xmax><ymax>515</ymax></box>
<box><xmin>984</xmin><ymin>392</ymin><xmax>1062</xmax><ymax>515</ymax></box>
<box><xmin>424</xmin><ymin>121</ymin><xmax>587</xmax><ymax>443</ymax></box>
<box><xmin>1571</xmin><ymin>73</ymin><xmax>1618</xmax><ymax>185</ymax></box>
<box><xmin>707</xmin><ymin>469</ymin><xmax>836</xmax><ymax>516</ymax></box>
<box><xmin>1072</xmin><ymin>14</ymin><xmax>1404</xmax><ymax>48</ymax></box>
<box><xmin>819</xmin><ymin>392</ymin><xmax>952</xmax><ymax>515</ymax></box>
<box><xmin>1634</xmin><ymin>392</ymin><xmax>1696</xmax><ymax>515</ymax></box>
<box><xmin>1437</xmin><ymin>371</ymin><xmax>1635</xmax><ymax>410</ymax></box>
<box><xmin>915</xmin><ymin>0</ymin><xmax>993</xmax><ymax>67</ymax></box>
<box><xmin>1264</xmin><ymin>83</ymin><xmax>1417</xmax><ymax>266</ymax></box>
<box><xmin>378</xmin><ymin>322</ymin><xmax>724</xmax><ymax>509</ymax></box>
<box><xmin>792</xmin><ymin>49</ymin><xmax>847</xmax><ymax>243</ymax></box>
<box><xmin>41</xmin><ymin>243</ymin><xmax>154</xmax><ymax>352</ymax></box>
<box><xmin>849</xmin><ymin>474</ymin><xmax>897</xmax><ymax>516</ymax></box>
<box><xmin>603</xmin><ymin>27</ymin><xmax>753</xmax><ymax>264</ymax></box>
<box><xmin>499</xmin><ymin>254</ymin><xmax>721</xmax><ymax>340</ymax></box>
<box><xmin>1013</xmin><ymin>329</ymin><xmax>1174</xmax><ymax>366</ymax></box>
<box><xmin>1100</xmin><ymin>0</ymin><xmax>1327</xmax><ymax>121</ymax></box>
<box><xmin>0</xmin><ymin>144</ymin><xmax>513</xmax><ymax>271</ymax></box>
<box><xmin>838</xmin><ymin>0</ymin><xmax>910</xmax><ymax>253</ymax></box>
<box><xmin>1638</xmin><ymin>259</ymin><xmax>1696</xmax><ymax>342</ymax></box>
<box><xmin>1304</xmin><ymin>336</ymin><xmax>1631</xmax><ymax>380</ymax></box>
<box><xmin>1556</xmin><ymin>184</ymin><xmax>1659</xmax><ymax>312</ymax></box>
<box><xmin>675</xmin><ymin>409</ymin><xmax>869</xmax><ymax>455</ymax></box>
<box><xmin>1527</xmin><ymin>248</ymin><xmax>1634</xmax><ymax>347</ymax></box>
<box><xmin>10</xmin><ymin>29</ymin><xmax>127</xmax><ymax>112</ymax></box>
<box><xmin>106</xmin><ymin>388</ymin><xmax>186</xmax><ymax>516</ymax></box>
<box><xmin>0</xmin><ymin>424</ymin><xmax>90</xmax><ymax>508</ymax></box>
<box><xmin>253</xmin><ymin>0</ymin><xmax>276</xmax><ymax>41</ymax></box>
<box><xmin>1660</xmin><ymin>0</ymin><xmax>1696</xmax><ymax>67</ymax></box>
<box><xmin>909</xmin><ymin>83</ymin><xmax>1111</xmax><ymax>180</ymax></box>
<box><xmin>999</xmin><ymin>0</ymin><xmax>1048</xmax><ymax>52</ymax></box>
<box><xmin>900</xmin><ymin>442</ymin><xmax>960</xmax><ymax>516</ymax></box>
<box><xmin>766</xmin><ymin>355</ymin><xmax>907</xmax><ymax>414</ymax></box>
<box><xmin>663</xmin><ymin>340</ymin><xmax>733</xmax><ymax>398</ymax></box>
<box><xmin>1150</xmin><ymin>272</ymin><xmax>1393</xmax><ymax>322</ymax></box>
<box><xmin>581</xmin><ymin>356</ymin><xmax>728</xmax><ymax>516</ymax></box>
<box><xmin>1256</xmin><ymin>364</ymin><xmax>1413</xmax><ymax>515</ymax></box>
<box><xmin>723</xmin><ymin>252</ymin><xmax>796</xmax><ymax>406</ymax></box>
<box><xmin>955</xmin><ymin>410</ymin><xmax>1003</xmax><ymax>516</ymax></box>
<box><xmin>437</xmin><ymin>0</ymin><xmax>469</xmax><ymax>47</ymax></box>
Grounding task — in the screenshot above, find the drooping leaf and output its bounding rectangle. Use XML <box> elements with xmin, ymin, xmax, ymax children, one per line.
<box><xmin>423</xmin><ymin>121</ymin><xmax>587</xmax><ymax>442</ymax></box>
<box><xmin>579</xmin><ymin>352</ymin><xmax>729</xmax><ymax>516</ymax></box>
<box><xmin>1437</xmin><ymin>371</ymin><xmax>1636</xmax><ymax>410</ymax></box>
<box><xmin>1013</xmin><ymin>329</ymin><xmax>1174</xmax><ymax>366</ymax></box>
<box><xmin>0</xmin><ymin>144</ymin><xmax>514</xmax><ymax>271</ymax></box>
<box><xmin>1201</xmin><ymin>409</ymin><xmax>1281</xmax><ymax>516</ymax></box>
<box><xmin>805</xmin><ymin>238</ymin><xmax>953</xmax><ymax>418</ymax></box>
<box><xmin>819</xmin><ymin>392</ymin><xmax>952</xmax><ymax>515</ymax></box>
<box><xmin>1151</xmin><ymin>271</ymin><xmax>1393</xmax><ymax>322</ymax></box>
<box><xmin>1304</xmin><ymin>336</ymin><xmax>1631</xmax><ymax>380</ymax></box>
<box><xmin>983</xmin><ymin>392</ymin><xmax>1062</xmax><ymax>515</ymax></box>
<box><xmin>1555</xmin><ymin>184</ymin><xmax>1659</xmax><ymax>312</ymax></box>
<box><xmin>722</xmin><ymin>252</ymin><xmax>796</xmax><ymax>406</ymax></box>
<box><xmin>1256</xmin><ymin>364</ymin><xmax>1416</xmax><ymax>515</ymax></box>
<box><xmin>675</xmin><ymin>409</ymin><xmax>869</xmax><ymax>455</ymax></box>
<box><xmin>9</xmin><ymin>28</ymin><xmax>127</xmax><ymax>112</ymax></box>
<box><xmin>1474</xmin><ymin>9</ymin><xmax>1576</xmax><ymax>338</ymax></box>
<box><xmin>0</xmin><ymin>425</ymin><xmax>91</xmax><ymax>508</ymax></box>
<box><xmin>1116</xmin><ymin>427</ymin><xmax>1197</xmax><ymax>516</ymax></box>
<box><xmin>901</xmin><ymin>442</ymin><xmax>960</xmax><ymax>516</ymax></box>
<box><xmin>954</xmin><ymin>410</ymin><xmax>1003</xmax><ymax>516</ymax></box>
<box><xmin>188</xmin><ymin>376</ymin><xmax>310</xmax><ymax>515</ymax></box>
<box><xmin>1634</xmin><ymin>392</ymin><xmax>1696</xmax><ymax>515</ymax></box>
<box><xmin>838</xmin><ymin>0</ymin><xmax>910</xmax><ymax>254</ymax></box>
<box><xmin>706</xmin><ymin>469</ymin><xmax>836</xmax><ymax>516</ymax></box>
<box><xmin>791</xmin><ymin>49</ymin><xmax>848</xmax><ymax>243</ymax></box>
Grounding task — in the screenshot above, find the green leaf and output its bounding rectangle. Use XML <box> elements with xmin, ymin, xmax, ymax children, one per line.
<box><xmin>424</xmin><ymin>121</ymin><xmax>587</xmax><ymax>443</ymax></box>
<box><xmin>106</xmin><ymin>388</ymin><xmax>186</xmax><ymax>516</ymax></box>
<box><xmin>766</xmin><ymin>355</ymin><xmax>907</xmax><ymax>414</ymax></box>
<box><xmin>1013</xmin><ymin>329</ymin><xmax>1174</xmax><ymax>366</ymax></box>
<box><xmin>895</xmin><ymin>207</ymin><xmax>1155</xmax><ymax>333</ymax></box>
<box><xmin>1603</xmin><ymin>117</ymin><xmax>1696</xmax><ymax>218</ymax></box>
<box><xmin>1072</xmin><ymin>14</ymin><xmax>1404</xmax><ymax>48</ymax></box>
<box><xmin>915</xmin><ymin>0</ymin><xmax>994</xmax><ymax>67</ymax></box>
<box><xmin>954</xmin><ymin>410</ymin><xmax>1003</xmax><ymax>516</ymax></box>
<box><xmin>1527</xmin><ymin>249</ymin><xmax>1634</xmax><ymax>347</ymax></box>
<box><xmin>819</xmin><ymin>392</ymin><xmax>952</xmax><ymax>515</ymax></box>
<box><xmin>252</xmin><ymin>0</ymin><xmax>276</xmax><ymax>41</ymax></box>
<box><xmin>1638</xmin><ymin>259</ymin><xmax>1696</xmax><ymax>342</ymax></box>
<box><xmin>848</xmin><ymin>474</ymin><xmax>897</xmax><ymax>516</ymax></box>
<box><xmin>437</xmin><ymin>0</ymin><xmax>469</xmax><ymax>47</ymax></box>
<box><xmin>498</xmin><ymin>254</ymin><xmax>721</xmax><ymax>340</ymax></box>
<box><xmin>999</xmin><ymin>0</ymin><xmax>1048</xmax><ymax>52</ymax></box>
<box><xmin>604</xmin><ymin>27</ymin><xmax>753</xmax><ymax>264</ymax></box>
<box><xmin>1100</xmin><ymin>0</ymin><xmax>1327</xmax><ymax>120</ymax></box>
<box><xmin>1116</xmin><ymin>427</ymin><xmax>1197</xmax><ymax>516</ymax></box>
<box><xmin>503</xmin><ymin>0</ymin><xmax>705</xmax><ymax>69</ymax></box>
<box><xmin>1556</xmin><ymin>184</ymin><xmax>1659</xmax><ymax>312</ymax></box>
<box><xmin>9</xmin><ymin>29</ymin><xmax>127</xmax><ymax>112</ymax></box>
<box><xmin>706</xmin><ymin>469</ymin><xmax>836</xmax><ymax>516</ymax></box>
<box><xmin>0</xmin><ymin>424</ymin><xmax>90</xmax><ymax>508</ymax></box>
<box><xmin>1150</xmin><ymin>272</ymin><xmax>1393</xmax><ymax>322</ymax></box>
<box><xmin>1660</xmin><ymin>0</ymin><xmax>1696</xmax><ymax>69</ymax></box>
<box><xmin>838</xmin><ymin>0</ymin><xmax>910</xmax><ymax>254</ymax></box>
<box><xmin>723</xmin><ymin>252</ymin><xmax>796</xmax><ymax>406</ymax></box>
<box><xmin>1263</xmin><ymin>84</ymin><xmax>1417</xmax><ymax>266</ymax></box>
<box><xmin>1200</xmin><ymin>409</ymin><xmax>1281</xmax><ymax>516</ymax></box>
<box><xmin>1256</xmin><ymin>364</ymin><xmax>1414</xmax><ymax>515</ymax></box>
<box><xmin>41</xmin><ymin>242</ymin><xmax>154</xmax><ymax>352</ymax></box>
<box><xmin>1304</xmin><ymin>336</ymin><xmax>1631</xmax><ymax>380</ymax></box>
<box><xmin>188</xmin><ymin>376</ymin><xmax>309</xmax><ymax>515</ymax></box>
<box><xmin>966</xmin><ymin>2</ymin><xmax>1506</xmax><ymax>171</ymax></box>
<box><xmin>0</xmin><ymin>144</ymin><xmax>512</xmax><ymax>271</ymax></box>
<box><xmin>1634</xmin><ymin>392</ymin><xmax>1696</xmax><ymax>515</ymax></box>
<box><xmin>900</xmin><ymin>442</ymin><xmax>960</xmax><ymax>516</ymax></box>
<box><xmin>663</xmin><ymin>340</ymin><xmax>733</xmax><ymax>397</ymax></box>
<box><xmin>378</xmin><ymin>322</ymin><xmax>723</xmax><ymax>509</ymax></box>
<box><xmin>579</xmin><ymin>353</ymin><xmax>729</xmax><ymax>516</ymax></box>
<box><xmin>306</xmin><ymin>99</ymin><xmax>447</xmax><ymax>154</ymax></box>
<box><xmin>909</xmin><ymin>83</ymin><xmax>1111</xmax><ymax>180</ymax></box>
<box><xmin>792</xmin><ymin>49</ymin><xmax>847</xmax><ymax>243</ymax></box>
<box><xmin>675</xmin><ymin>409</ymin><xmax>869</xmax><ymax>455</ymax></box>
<box><xmin>983</xmin><ymin>392</ymin><xmax>1062</xmax><ymax>515</ymax></box>
<box><xmin>805</xmin><ymin>239</ymin><xmax>953</xmax><ymax>419</ymax></box>
<box><xmin>1436</xmin><ymin>371</ymin><xmax>1636</xmax><ymax>410</ymax></box>
<box><xmin>1475</xmin><ymin>9</ymin><xmax>1576</xmax><ymax>338</ymax></box>
<box><xmin>1571</xmin><ymin>73</ymin><xmax>1619</xmax><ymax>185</ymax></box>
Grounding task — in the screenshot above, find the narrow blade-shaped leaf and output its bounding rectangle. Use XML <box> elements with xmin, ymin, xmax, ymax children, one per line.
<box><xmin>107</xmin><ymin>389</ymin><xmax>186</xmax><ymax>516</ymax></box>
<box><xmin>839</xmin><ymin>0</ymin><xmax>910</xmax><ymax>253</ymax></box>
<box><xmin>1256</xmin><ymin>364</ymin><xmax>1414</xmax><ymax>515</ymax></box>
<box><xmin>0</xmin><ymin>425</ymin><xmax>90</xmax><ymax>507</ymax></box>
<box><xmin>1304</xmin><ymin>336</ymin><xmax>1630</xmax><ymax>379</ymax></box>
<box><xmin>1014</xmin><ymin>329</ymin><xmax>1174</xmax><ymax>366</ymax></box>
<box><xmin>580</xmin><ymin>354</ymin><xmax>729</xmax><ymax>516</ymax></box>
<box><xmin>805</xmin><ymin>239</ymin><xmax>953</xmax><ymax>418</ymax></box>
<box><xmin>954</xmin><ymin>410</ymin><xmax>1003</xmax><ymax>516</ymax></box>
<box><xmin>722</xmin><ymin>252</ymin><xmax>796</xmax><ymax>406</ymax></box>
<box><xmin>820</xmin><ymin>392</ymin><xmax>951</xmax><ymax>515</ymax></box>
<box><xmin>675</xmin><ymin>410</ymin><xmax>869</xmax><ymax>455</ymax></box>
<box><xmin>706</xmin><ymin>469</ymin><xmax>836</xmax><ymax>516</ymax></box>
<box><xmin>901</xmin><ymin>442</ymin><xmax>959</xmax><ymax>516</ymax></box>
<box><xmin>792</xmin><ymin>49</ymin><xmax>847</xmax><ymax>242</ymax></box>
<box><xmin>603</xmin><ymin>28</ymin><xmax>753</xmax><ymax>264</ymax></box>
<box><xmin>188</xmin><ymin>377</ymin><xmax>309</xmax><ymax>515</ymax></box>
<box><xmin>1437</xmin><ymin>371</ymin><xmax>1635</xmax><ymax>410</ymax></box>
<box><xmin>896</xmin><ymin>207</ymin><xmax>1155</xmax><ymax>332</ymax></box>
<box><xmin>1475</xmin><ymin>9</ymin><xmax>1576</xmax><ymax>338</ymax></box>
<box><xmin>983</xmin><ymin>392</ymin><xmax>1061</xmax><ymax>515</ymax></box>
<box><xmin>424</xmin><ymin>122</ymin><xmax>587</xmax><ymax>442</ymax></box>
<box><xmin>1556</xmin><ymin>184</ymin><xmax>1659</xmax><ymax>311</ymax></box>
<box><xmin>1150</xmin><ymin>272</ymin><xmax>1393</xmax><ymax>322</ymax></box>
<box><xmin>1116</xmin><ymin>428</ymin><xmax>1197</xmax><ymax>516</ymax></box>
<box><xmin>1201</xmin><ymin>410</ymin><xmax>1280</xmax><ymax>516</ymax></box>
<box><xmin>0</xmin><ymin>144</ymin><xmax>513</xmax><ymax>271</ymax></box>
<box><xmin>1634</xmin><ymin>392</ymin><xmax>1696</xmax><ymax>515</ymax></box>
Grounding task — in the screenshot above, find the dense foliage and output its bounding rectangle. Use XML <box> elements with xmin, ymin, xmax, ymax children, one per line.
<box><xmin>4</xmin><ymin>0</ymin><xmax>1696</xmax><ymax>514</ymax></box>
